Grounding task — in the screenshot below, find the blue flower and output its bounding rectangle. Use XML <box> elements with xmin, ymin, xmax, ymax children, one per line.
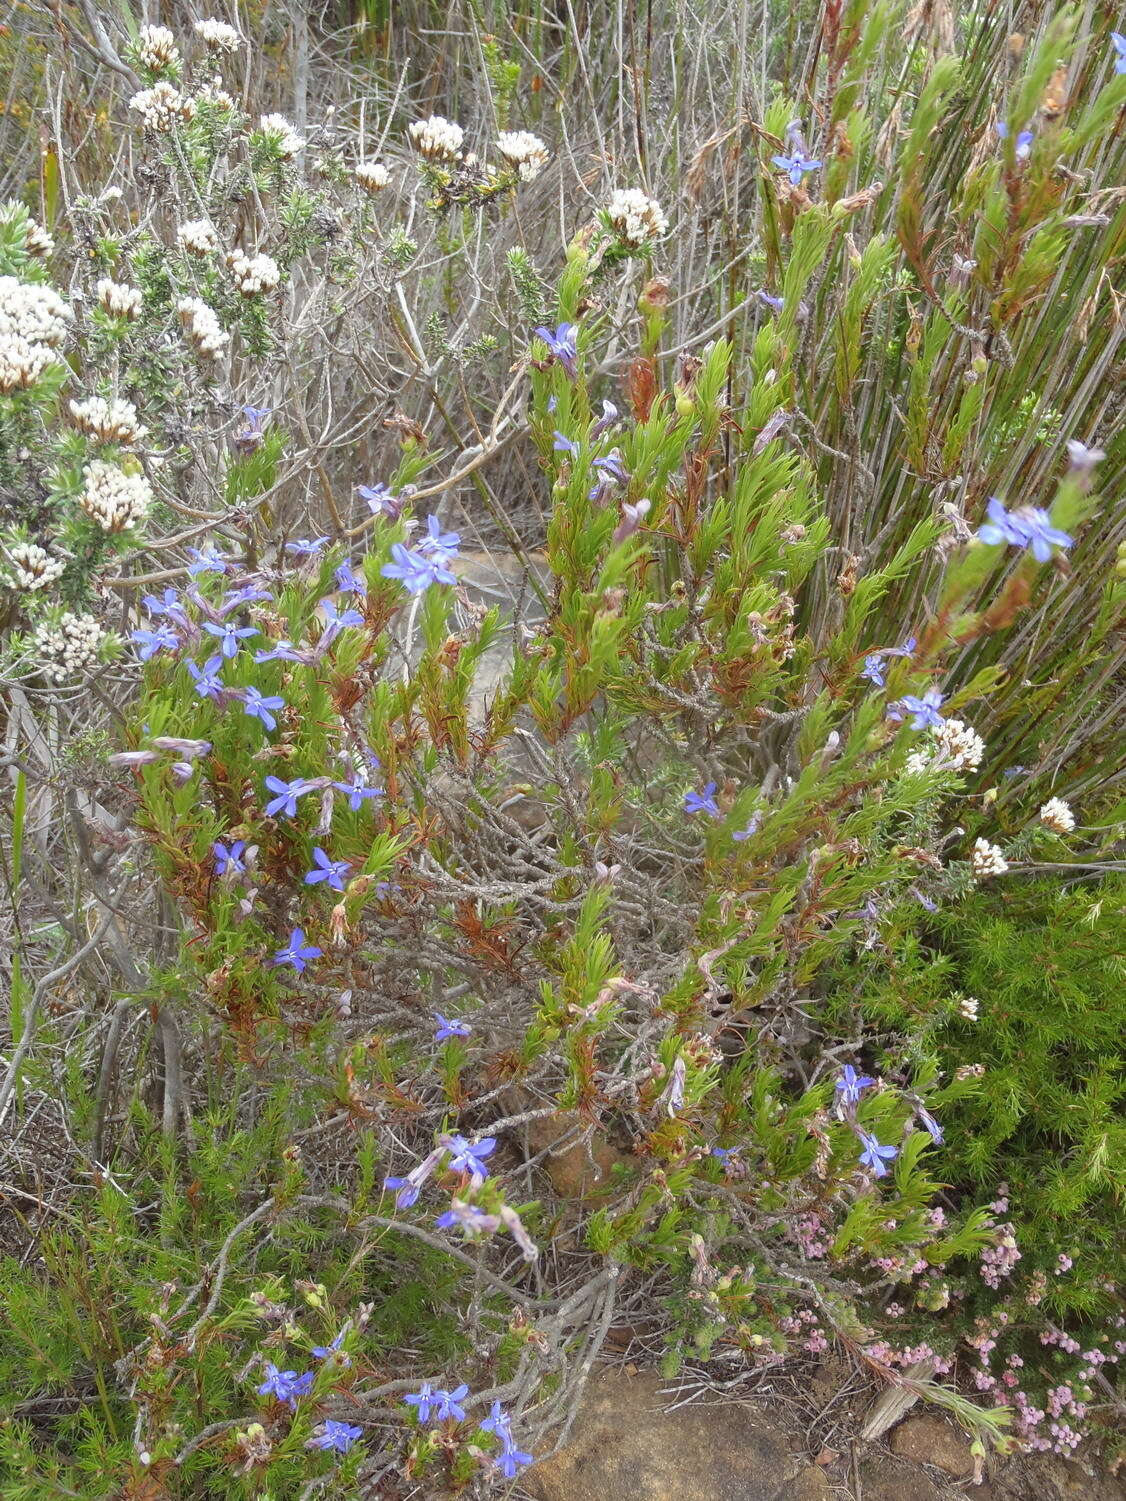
<box><xmin>202</xmin><ymin>620</ymin><xmax>259</xmax><ymax>658</ymax></box>
<box><xmin>995</xmin><ymin>122</ymin><xmax>1033</xmax><ymax>160</ymax></box>
<box><xmin>860</xmin><ymin>654</ymin><xmax>886</xmax><ymax>687</ymax></box>
<box><xmin>732</xmin><ymin>810</ymin><xmax>763</xmax><ymax>842</ymax></box>
<box><xmin>888</xmin><ymin>688</ymin><xmax>945</xmax><ymax>730</ymax></box>
<box><xmin>141</xmin><ymin>588</ymin><xmax>186</xmax><ymax>621</ymax></box>
<box><xmin>684</xmin><ymin>781</ymin><xmax>720</xmax><ymax>817</ymax></box>
<box><xmin>591</xmin><ymin>400</ymin><xmax>619</xmax><ymax>438</ymax></box>
<box><xmin>435</xmin><ymin>1013</ymin><xmax>472</xmax><ymax>1042</ymax></box>
<box><xmin>185</xmin><ymin>654</ymin><xmax>224</xmax><ymax>699</ymax></box>
<box><xmin>242</xmin><ymin>686</ymin><xmax>285</xmax><ymax>730</ymax></box>
<box><xmin>1114</xmin><ymin>32</ymin><xmax>1126</xmax><ymax>73</ymax></box>
<box><xmin>417</xmin><ymin>515</ymin><xmax>460</xmax><ymax>560</ymax></box>
<box><xmin>917</xmin><ymin>1107</ymin><xmax>944</xmax><ymax>1146</ymax></box>
<box><xmin>385</xmin><ymin>1175</ymin><xmax>421</xmax><ymax>1208</ymax></box>
<box><xmin>533</xmin><ymin>322</ymin><xmax>578</xmax><ymax>378</ymax></box>
<box><xmin>433</xmin><ymin>1384</ymin><xmax>469</xmax><ymax>1422</ymax></box>
<box><xmin>835</xmin><ymin>1064</ymin><xmax>875</xmax><ymax>1108</ymax></box>
<box><xmin>497</xmin><ymin>1441</ymin><xmax>535</xmax><ymax>1479</ymax></box>
<box><xmin>977</xmin><ymin>497</ymin><xmax>1072</xmax><ymax>563</ymax></box>
<box><xmin>333</xmin><ymin>777</ymin><xmax>384</xmax><ymax>811</ymax></box>
<box><xmin>552</xmin><ymin>430</ymin><xmax>580</xmax><ymax>454</ymax></box>
<box><xmin>186</xmin><ymin>546</ymin><xmax>228</xmax><ymax>575</ymax></box>
<box><xmin>771</xmin><ymin>151</ymin><xmax>822</xmax><ymax>186</ymax></box>
<box><xmin>220</xmin><ymin>584</ymin><xmax>273</xmax><ymax>614</ymax></box>
<box><xmin>240</xmin><ymin>404</ymin><xmax>271</xmax><ymax>429</ymax></box>
<box><xmin>254</xmin><ymin>640</ymin><xmax>306</xmax><ymax>664</ymax></box>
<box><xmin>319</xmin><ymin>597</ymin><xmax>365</xmax><ymax>646</ymax></box>
<box><xmin>304</xmin><ymin>846</ymin><xmax>351</xmax><ymax>892</ymax></box>
<box><xmin>756</xmin><ymin>290</ymin><xmax>784</xmax><ymax>311</ymax></box>
<box><xmin>272</xmin><ymin>926</ymin><xmax>322</xmax><ymax>972</ymax></box>
<box><xmin>334</xmin><ymin>559</ymin><xmax>366</xmax><ymax>595</ymax></box>
<box><xmin>311</xmin><ymin>1331</ymin><xmax>348</xmax><ymax>1361</ymax></box>
<box><xmin>131</xmin><ymin>624</ymin><xmax>180</xmax><ymax>661</ymax></box>
<box><xmin>285</xmin><ymin>536</ymin><xmax>330</xmax><ymax>556</ymax></box>
<box><xmin>886</xmin><ymin>636</ymin><xmax>917</xmax><ymax>658</ymax></box>
<box><xmin>442</xmin><ymin>1133</ymin><xmax>496</xmax><ymax>1181</ymax></box>
<box><xmin>307</xmin><ymin>1419</ymin><xmax>362</xmax><ymax>1453</ymax></box>
<box><xmin>711</xmin><ymin>1145</ymin><xmax>740</xmax><ymax>1162</ymax></box>
<box><xmin>359</xmin><ymin>482</ymin><xmax>403</xmax><ymax>519</ymax></box>
<box><xmin>857</xmin><ymin>1132</ymin><xmax>898</xmax><ymax>1178</ymax></box>
<box><xmin>264</xmin><ymin>775</ymin><xmax>316</xmax><ymax>818</ymax></box>
<box><xmin>381</xmin><ymin>542</ymin><xmax>455</xmax><ymax>594</ymax></box>
<box><xmin>436</xmin><ymin>1200</ymin><xmax>499</xmax><ymax>1234</ymax></box>
<box><xmin>478</xmin><ymin>1400</ymin><xmax>512</xmax><ymax>1439</ymax></box>
<box><xmin>404</xmin><ymin>1383</ymin><xmax>437</xmax><ymax>1422</ymax></box>
<box><xmin>213</xmin><ymin>839</ymin><xmax>246</xmax><ymax>877</ymax></box>
<box><xmin>257</xmin><ymin>1362</ymin><xmax>314</xmax><ymax>1410</ymax></box>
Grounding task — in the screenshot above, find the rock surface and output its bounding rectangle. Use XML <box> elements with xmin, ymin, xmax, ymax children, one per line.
<box><xmin>890</xmin><ymin>1413</ymin><xmax>976</xmax><ymax>1477</ymax></box>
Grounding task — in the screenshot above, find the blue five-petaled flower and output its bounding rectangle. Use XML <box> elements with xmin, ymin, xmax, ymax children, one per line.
<box><xmin>333</xmin><ymin>776</ymin><xmax>384</xmax><ymax>811</ymax></box>
<box><xmin>202</xmin><ymin>620</ymin><xmax>259</xmax><ymax>658</ymax></box>
<box><xmin>264</xmin><ymin>775</ymin><xmax>316</xmax><ymax>818</ymax></box>
<box><xmin>533</xmin><ymin>322</ymin><xmax>578</xmax><ymax>378</ymax></box>
<box><xmin>857</xmin><ymin>1132</ymin><xmax>898</xmax><ymax>1178</ymax></box>
<box><xmin>185</xmin><ymin>654</ymin><xmax>224</xmax><ymax>699</ymax></box>
<box><xmin>272</xmin><ymin>926</ymin><xmax>323</xmax><ymax>972</ymax></box>
<box><xmin>835</xmin><ymin>1064</ymin><xmax>876</xmax><ymax>1109</ymax></box>
<box><xmin>771</xmin><ymin>151</ymin><xmax>822</xmax><ymax>186</ymax></box>
<box><xmin>257</xmin><ymin>1362</ymin><xmax>314</xmax><ymax>1410</ymax></box>
<box><xmin>213</xmin><ymin>839</ymin><xmax>246</xmax><ymax>877</ymax></box>
<box><xmin>684</xmin><ymin>782</ymin><xmax>720</xmax><ymax>817</ymax></box>
<box><xmin>242</xmin><ymin>686</ymin><xmax>285</xmax><ymax>730</ymax></box>
<box><xmin>888</xmin><ymin>688</ymin><xmax>945</xmax><ymax>730</ymax></box>
<box><xmin>976</xmin><ymin>497</ymin><xmax>1073</xmax><ymax>563</ymax></box>
<box><xmin>435</xmin><ymin>1013</ymin><xmax>472</xmax><ymax>1042</ymax></box>
<box><xmin>307</xmin><ymin>1419</ymin><xmax>363</xmax><ymax>1453</ymax></box>
<box><xmin>131</xmin><ymin>624</ymin><xmax>180</xmax><ymax>661</ymax></box>
<box><xmin>995</xmin><ymin>122</ymin><xmax>1033</xmax><ymax>160</ymax></box>
<box><xmin>442</xmin><ymin>1133</ymin><xmax>496</xmax><ymax>1181</ymax></box>
<box><xmin>304</xmin><ymin>846</ymin><xmax>351</xmax><ymax>892</ymax></box>
<box><xmin>381</xmin><ymin>542</ymin><xmax>456</xmax><ymax>594</ymax></box>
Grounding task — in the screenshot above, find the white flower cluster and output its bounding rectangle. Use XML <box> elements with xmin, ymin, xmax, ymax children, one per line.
<box><xmin>258</xmin><ymin>113</ymin><xmax>304</xmax><ymax>158</ymax></box>
<box><xmin>177</xmin><ymin>296</ymin><xmax>229</xmax><ymax>358</ymax></box>
<box><xmin>354</xmin><ymin>161</ymin><xmax>391</xmax><ymax>195</ymax></box>
<box><xmin>194</xmin><ymin>17</ymin><xmax>242</xmax><ymax>51</ymax></box>
<box><xmin>958</xmin><ymin>997</ymin><xmax>980</xmax><ymax>1022</ymax></box>
<box><xmin>25</xmin><ymin>219</ymin><xmax>54</xmax><ymax>258</ymax></box>
<box><xmin>0</xmin><ymin>274</ymin><xmax>71</xmax><ymax>393</ymax></box>
<box><xmin>606</xmin><ymin>187</ymin><xmax>669</xmax><ymax>246</ymax></box>
<box><xmin>5</xmin><ymin>542</ymin><xmax>65</xmax><ymax>592</ymax></box>
<box><xmin>136</xmin><ymin>24</ymin><xmax>180</xmax><ymax>71</ymax></box>
<box><xmin>32</xmin><ymin>613</ymin><xmax>104</xmax><ymax>682</ymax></box>
<box><xmin>225</xmin><ymin>248</ymin><xmax>281</xmax><ymax>295</ymax></box>
<box><xmin>408</xmin><ymin>114</ymin><xmax>464</xmax><ymax>161</ymax></box>
<box><xmin>971</xmin><ymin>837</ymin><xmax>1009</xmax><ymax>879</ymax></box>
<box><xmin>70</xmin><ymin>396</ymin><xmax>147</xmax><ymax>445</ymax></box>
<box><xmin>497</xmin><ymin>130</ymin><xmax>550</xmax><ymax>181</ymax></box>
<box><xmin>197</xmin><ymin>82</ymin><xmax>237</xmax><ymax>112</ymax></box>
<box><xmin>129</xmin><ymin>81</ymin><xmax>195</xmax><ymax>131</ymax></box>
<box><xmin>96</xmin><ymin>277</ymin><xmax>143</xmax><ymax>319</ymax></box>
<box><xmin>177</xmin><ymin>219</ymin><xmax>220</xmax><ymax>257</ymax></box>
<box><xmin>1038</xmin><ymin>797</ymin><xmax>1075</xmax><ymax>834</ymax></box>
<box><xmin>904</xmin><ymin>718</ymin><xmax>985</xmax><ymax>775</ymax></box>
<box><xmin>79</xmin><ymin>459</ymin><xmax>153</xmax><ymax>532</ymax></box>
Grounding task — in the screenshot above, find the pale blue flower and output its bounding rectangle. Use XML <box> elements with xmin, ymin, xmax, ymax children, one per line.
<box><xmin>533</xmin><ymin>322</ymin><xmax>578</xmax><ymax>377</ymax></box>
<box><xmin>272</xmin><ymin>926</ymin><xmax>322</xmax><ymax>972</ymax></box>
<box><xmin>771</xmin><ymin>151</ymin><xmax>821</xmax><ymax>186</ymax></box>
<box><xmin>242</xmin><ymin>686</ymin><xmax>284</xmax><ymax>730</ymax></box>
<box><xmin>684</xmin><ymin>782</ymin><xmax>720</xmax><ymax>816</ymax></box>
<box><xmin>307</xmin><ymin>1419</ymin><xmax>362</xmax><ymax>1452</ymax></box>
<box><xmin>857</xmin><ymin>1132</ymin><xmax>898</xmax><ymax>1178</ymax></box>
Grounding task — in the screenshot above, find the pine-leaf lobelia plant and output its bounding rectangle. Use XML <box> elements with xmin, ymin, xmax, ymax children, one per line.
<box><xmin>1</xmin><ymin>4</ymin><xmax>1124</xmax><ymax>1497</ymax></box>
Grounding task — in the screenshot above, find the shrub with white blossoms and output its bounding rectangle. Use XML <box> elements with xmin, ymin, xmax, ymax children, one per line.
<box><xmin>177</xmin><ymin>296</ymin><xmax>229</xmax><ymax>358</ymax></box>
<box><xmin>971</xmin><ymin>838</ymin><xmax>1010</xmax><ymax>879</ymax></box>
<box><xmin>0</xmin><ymin>273</ymin><xmax>71</xmax><ymax>392</ymax></box>
<box><xmin>605</xmin><ymin>187</ymin><xmax>669</xmax><ymax>246</ymax></box>
<box><xmin>225</xmin><ymin>248</ymin><xmax>282</xmax><ymax>296</ymax></box>
<box><xmin>133</xmin><ymin>24</ymin><xmax>180</xmax><ymax>73</ymax></box>
<box><xmin>95</xmin><ymin>277</ymin><xmax>143</xmax><ymax>320</ymax></box>
<box><xmin>497</xmin><ymin>130</ymin><xmax>550</xmax><ymax>181</ymax></box>
<box><xmin>78</xmin><ymin>459</ymin><xmax>153</xmax><ymax>532</ymax></box>
<box><xmin>30</xmin><ymin>611</ymin><xmax>105</xmax><ymax>682</ymax></box>
<box><xmin>69</xmin><ymin>396</ymin><xmax>146</xmax><ymax>445</ymax></box>
<box><xmin>256</xmin><ymin>112</ymin><xmax>304</xmax><ymax>158</ymax></box>
<box><xmin>4</xmin><ymin>542</ymin><xmax>65</xmax><ymax>592</ymax></box>
<box><xmin>1038</xmin><ymin>797</ymin><xmax>1075</xmax><ymax>833</ymax></box>
<box><xmin>24</xmin><ymin>220</ymin><xmax>54</xmax><ymax>258</ymax></box>
<box><xmin>176</xmin><ymin>219</ymin><xmax>220</xmax><ymax>257</ymax></box>
<box><xmin>193</xmin><ymin>17</ymin><xmax>242</xmax><ymax>52</ymax></box>
<box><xmin>906</xmin><ymin>717</ymin><xmax>986</xmax><ymax>774</ymax></box>
<box><xmin>408</xmin><ymin>113</ymin><xmax>464</xmax><ymax>161</ymax></box>
<box><xmin>129</xmin><ymin>81</ymin><xmax>195</xmax><ymax>131</ymax></box>
<box><xmin>354</xmin><ymin>161</ymin><xmax>391</xmax><ymax>194</ymax></box>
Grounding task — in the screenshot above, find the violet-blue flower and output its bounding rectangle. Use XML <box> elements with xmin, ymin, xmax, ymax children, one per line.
<box><xmin>857</xmin><ymin>1132</ymin><xmax>898</xmax><ymax>1178</ymax></box>
<box><xmin>977</xmin><ymin>497</ymin><xmax>1073</xmax><ymax>562</ymax></box>
<box><xmin>264</xmin><ymin>775</ymin><xmax>316</xmax><ymax>818</ymax></box>
<box><xmin>304</xmin><ymin>846</ymin><xmax>351</xmax><ymax>892</ymax></box>
<box><xmin>888</xmin><ymin>688</ymin><xmax>945</xmax><ymax>730</ymax></box>
<box><xmin>202</xmin><ymin>620</ymin><xmax>259</xmax><ymax>658</ymax></box>
<box><xmin>381</xmin><ymin>542</ymin><xmax>455</xmax><ymax>594</ymax></box>
<box><xmin>684</xmin><ymin>781</ymin><xmax>720</xmax><ymax>817</ymax></box>
<box><xmin>254</xmin><ymin>640</ymin><xmax>306</xmax><ymax>664</ymax></box>
<box><xmin>917</xmin><ymin>1107</ymin><xmax>944</xmax><ymax>1146</ymax></box>
<box><xmin>285</xmin><ymin>536</ymin><xmax>330</xmax><ymax>557</ymax></box>
<box><xmin>732</xmin><ymin>810</ymin><xmax>763</xmax><ymax>842</ymax></box>
<box><xmin>213</xmin><ymin>839</ymin><xmax>246</xmax><ymax>877</ymax></box>
<box><xmin>591</xmin><ymin>399</ymin><xmax>619</xmax><ymax>439</ymax></box>
<box><xmin>142</xmin><ymin>588</ymin><xmax>186</xmax><ymax>621</ymax></box>
<box><xmin>478</xmin><ymin>1400</ymin><xmax>512</xmax><ymax>1440</ymax></box>
<box><xmin>131</xmin><ymin>624</ymin><xmax>180</xmax><ymax>661</ymax></box>
<box><xmin>995</xmin><ymin>121</ymin><xmax>1033</xmax><ymax>160</ymax></box>
<box><xmin>272</xmin><ymin>926</ymin><xmax>322</xmax><ymax>972</ymax></box>
<box><xmin>433</xmin><ymin>1384</ymin><xmax>469</xmax><ymax>1421</ymax></box>
<box><xmin>771</xmin><ymin>151</ymin><xmax>822</xmax><ymax>186</ymax></box>
<box><xmin>404</xmin><ymin>1383</ymin><xmax>437</xmax><ymax>1422</ymax></box>
<box><xmin>359</xmin><ymin>482</ymin><xmax>404</xmax><ymax>519</ymax></box>
<box><xmin>417</xmin><ymin>515</ymin><xmax>460</xmax><ymax>560</ymax></box>
<box><xmin>186</xmin><ymin>545</ymin><xmax>228</xmax><ymax>575</ymax></box>
<box><xmin>533</xmin><ymin>322</ymin><xmax>578</xmax><ymax>377</ymax></box>
<box><xmin>333</xmin><ymin>776</ymin><xmax>384</xmax><ymax>811</ymax></box>
<box><xmin>185</xmin><ymin>654</ymin><xmax>224</xmax><ymax>699</ymax></box>
<box><xmin>220</xmin><ymin>584</ymin><xmax>273</xmax><ymax>615</ymax></box>
<box><xmin>384</xmin><ymin>1175</ymin><xmax>421</xmax><ymax>1209</ymax></box>
<box><xmin>435</xmin><ymin>1199</ymin><xmax>500</xmax><ymax>1234</ymax></box>
<box><xmin>435</xmin><ymin>1013</ymin><xmax>472</xmax><ymax>1042</ymax></box>
<box><xmin>441</xmin><ymin>1133</ymin><xmax>496</xmax><ymax>1181</ymax></box>
<box><xmin>257</xmin><ymin>1363</ymin><xmax>314</xmax><ymax>1410</ymax></box>
<box><xmin>242</xmin><ymin>686</ymin><xmax>285</xmax><ymax>730</ymax></box>
<box><xmin>307</xmin><ymin>1419</ymin><xmax>362</xmax><ymax>1453</ymax></box>
<box><xmin>496</xmin><ymin>1441</ymin><xmax>535</xmax><ymax>1479</ymax></box>
<box><xmin>860</xmin><ymin>654</ymin><xmax>886</xmax><ymax>687</ymax></box>
<box><xmin>334</xmin><ymin>559</ymin><xmax>366</xmax><ymax>594</ymax></box>
<box><xmin>311</xmin><ymin>1331</ymin><xmax>348</xmax><ymax>1362</ymax></box>
<box><xmin>552</xmin><ymin>430</ymin><xmax>579</xmax><ymax>455</ymax></box>
<box><xmin>835</xmin><ymin>1064</ymin><xmax>875</xmax><ymax>1108</ymax></box>
<box><xmin>1114</xmin><ymin>32</ymin><xmax>1126</xmax><ymax>73</ymax></box>
<box><xmin>756</xmin><ymin>290</ymin><xmax>784</xmax><ymax>312</ymax></box>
